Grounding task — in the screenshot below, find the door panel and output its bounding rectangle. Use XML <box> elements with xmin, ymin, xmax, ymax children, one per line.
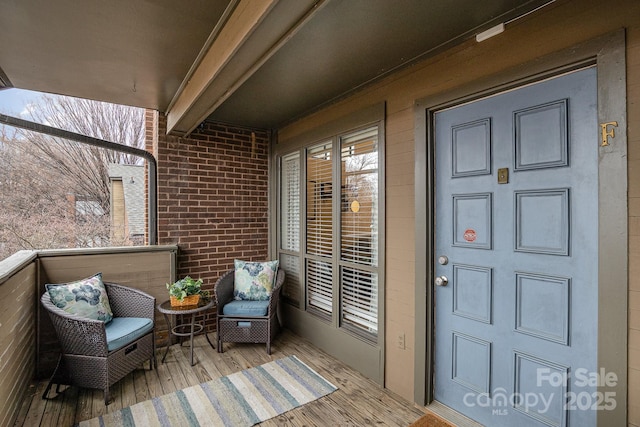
<box><xmin>434</xmin><ymin>67</ymin><xmax>597</xmax><ymax>427</ymax></box>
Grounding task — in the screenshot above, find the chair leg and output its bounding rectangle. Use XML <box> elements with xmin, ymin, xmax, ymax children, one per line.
<box><xmin>267</xmin><ymin>318</ymin><xmax>274</xmax><ymax>355</ymax></box>
<box><xmin>104</xmin><ymin>387</ymin><xmax>111</xmax><ymax>405</ymax></box>
<box><xmin>42</xmin><ymin>355</ymin><xmax>65</xmax><ymax>400</ymax></box>
<box><xmin>217</xmin><ymin>328</ymin><xmax>223</xmax><ymax>352</ymax></box>
<box><xmin>42</xmin><ymin>378</ymin><xmax>56</xmax><ymax>400</ymax></box>
<box><xmin>216</xmin><ymin>318</ymin><xmax>223</xmax><ymax>353</ymax></box>
<box><xmin>151</xmin><ymin>336</ymin><xmax>157</xmax><ymax>370</ymax></box>
<box><xmin>150</xmin><ymin>338</ymin><xmax>154</xmax><ymax>370</ymax></box>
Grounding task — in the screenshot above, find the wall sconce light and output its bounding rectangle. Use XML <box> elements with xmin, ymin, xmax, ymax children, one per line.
<box><xmin>476</xmin><ymin>23</ymin><xmax>505</xmax><ymax>42</ymax></box>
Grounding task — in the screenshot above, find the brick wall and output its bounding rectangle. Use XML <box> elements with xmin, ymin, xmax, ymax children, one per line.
<box><xmin>145</xmin><ymin>111</ymin><xmax>271</xmax><ymax>329</ymax></box>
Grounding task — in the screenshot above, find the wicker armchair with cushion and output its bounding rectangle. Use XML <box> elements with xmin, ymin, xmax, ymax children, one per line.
<box><xmin>40</xmin><ymin>273</ymin><xmax>155</xmax><ymax>405</ymax></box>
<box><xmin>215</xmin><ymin>260</ymin><xmax>285</xmax><ymax>355</ymax></box>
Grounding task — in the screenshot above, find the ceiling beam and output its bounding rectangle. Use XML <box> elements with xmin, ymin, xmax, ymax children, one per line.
<box><xmin>166</xmin><ymin>0</ymin><xmax>278</xmax><ymax>136</ymax></box>
<box><xmin>166</xmin><ymin>0</ymin><xmax>323</xmax><ymax>136</ymax></box>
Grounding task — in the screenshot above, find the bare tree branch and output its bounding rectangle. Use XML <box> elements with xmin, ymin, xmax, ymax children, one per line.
<box><xmin>0</xmin><ymin>95</ymin><xmax>145</xmax><ymax>260</ymax></box>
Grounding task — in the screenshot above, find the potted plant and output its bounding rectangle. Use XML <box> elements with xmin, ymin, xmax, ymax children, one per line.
<box><xmin>167</xmin><ymin>276</ymin><xmax>207</xmax><ymax>307</ymax></box>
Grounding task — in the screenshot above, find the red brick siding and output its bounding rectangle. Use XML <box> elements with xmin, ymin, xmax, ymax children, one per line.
<box><xmin>145</xmin><ymin>112</ymin><xmax>271</xmax><ymax>331</ymax></box>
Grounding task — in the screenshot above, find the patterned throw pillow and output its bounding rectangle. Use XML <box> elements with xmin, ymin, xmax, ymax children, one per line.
<box><xmin>45</xmin><ymin>273</ymin><xmax>114</xmax><ymax>323</ymax></box>
<box><xmin>233</xmin><ymin>260</ymin><xmax>279</xmax><ymax>301</ymax></box>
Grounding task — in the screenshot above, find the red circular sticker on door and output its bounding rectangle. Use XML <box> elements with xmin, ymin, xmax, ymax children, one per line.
<box><xmin>463</xmin><ymin>229</ymin><xmax>477</xmax><ymax>242</ymax></box>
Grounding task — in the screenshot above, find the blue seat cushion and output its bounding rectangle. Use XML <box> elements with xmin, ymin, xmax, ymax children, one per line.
<box><xmin>222</xmin><ymin>300</ymin><xmax>269</xmax><ymax>316</ymax></box>
<box><xmin>105</xmin><ymin>317</ymin><xmax>154</xmax><ymax>352</ymax></box>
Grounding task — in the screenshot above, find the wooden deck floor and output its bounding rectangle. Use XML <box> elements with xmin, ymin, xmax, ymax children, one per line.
<box><xmin>14</xmin><ymin>329</ymin><xmax>429</xmax><ymax>426</ymax></box>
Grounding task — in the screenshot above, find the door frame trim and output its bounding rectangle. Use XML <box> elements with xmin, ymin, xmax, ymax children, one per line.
<box><xmin>414</xmin><ymin>29</ymin><xmax>627</xmax><ymax>425</ymax></box>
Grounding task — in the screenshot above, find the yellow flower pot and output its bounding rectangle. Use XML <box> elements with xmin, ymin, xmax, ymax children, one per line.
<box><xmin>170</xmin><ymin>294</ymin><xmax>200</xmax><ymax>307</ymax></box>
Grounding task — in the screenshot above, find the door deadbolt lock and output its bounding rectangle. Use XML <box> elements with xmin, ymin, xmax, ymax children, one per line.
<box><xmin>435</xmin><ymin>276</ymin><xmax>448</xmax><ymax>287</ymax></box>
<box><xmin>438</xmin><ymin>256</ymin><xmax>449</xmax><ymax>265</ymax></box>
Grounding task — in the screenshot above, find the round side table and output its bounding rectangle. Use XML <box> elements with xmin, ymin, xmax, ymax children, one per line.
<box><xmin>157</xmin><ymin>298</ymin><xmax>216</xmax><ymax>366</ymax></box>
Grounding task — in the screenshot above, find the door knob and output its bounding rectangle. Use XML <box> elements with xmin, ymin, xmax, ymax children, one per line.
<box><xmin>435</xmin><ymin>276</ymin><xmax>449</xmax><ymax>287</ymax></box>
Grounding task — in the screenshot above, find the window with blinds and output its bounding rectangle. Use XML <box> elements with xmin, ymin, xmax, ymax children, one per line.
<box><xmin>306</xmin><ymin>143</ymin><xmax>333</xmax><ymax>257</ymax></box>
<box><xmin>306</xmin><ymin>142</ymin><xmax>333</xmax><ymax>316</ymax></box>
<box><xmin>279</xmin><ymin>253</ymin><xmax>301</xmax><ymax>307</ymax></box>
<box><xmin>277</xmin><ymin>124</ymin><xmax>380</xmax><ymax>339</ymax></box>
<box><xmin>280</xmin><ymin>152</ymin><xmax>300</xmax><ymax>252</ymax></box>
<box><xmin>306</xmin><ymin>258</ymin><xmax>333</xmax><ymax>315</ymax></box>
<box><xmin>339</xmin><ymin>127</ymin><xmax>379</xmax><ymax>336</ymax></box>
<box><xmin>341</xmin><ymin>267</ymin><xmax>378</xmax><ymax>333</ymax></box>
<box><xmin>340</xmin><ymin>128</ymin><xmax>378</xmax><ymax>266</ymax></box>
<box><xmin>279</xmin><ymin>153</ymin><xmax>301</xmax><ymax>307</ymax></box>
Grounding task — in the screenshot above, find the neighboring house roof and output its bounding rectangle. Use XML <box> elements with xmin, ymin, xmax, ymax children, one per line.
<box><xmin>108</xmin><ymin>164</ymin><xmax>145</xmax><ymax>236</ymax></box>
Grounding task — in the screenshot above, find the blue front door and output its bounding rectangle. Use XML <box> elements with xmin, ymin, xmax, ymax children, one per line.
<box><xmin>434</xmin><ymin>67</ymin><xmax>598</xmax><ymax>426</ymax></box>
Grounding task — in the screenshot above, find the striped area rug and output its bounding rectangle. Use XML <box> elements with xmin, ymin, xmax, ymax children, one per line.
<box><xmin>79</xmin><ymin>356</ymin><xmax>337</xmax><ymax>427</ymax></box>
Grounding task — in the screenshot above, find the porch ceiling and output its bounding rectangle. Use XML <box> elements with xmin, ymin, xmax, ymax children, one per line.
<box><xmin>0</xmin><ymin>0</ymin><xmax>553</xmax><ymax>135</ymax></box>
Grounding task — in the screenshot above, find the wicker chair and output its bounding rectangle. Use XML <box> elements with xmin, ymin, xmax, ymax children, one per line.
<box><xmin>40</xmin><ymin>282</ymin><xmax>156</xmax><ymax>405</ymax></box>
<box><xmin>214</xmin><ymin>269</ymin><xmax>285</xmax><ymax>355</ymax></box>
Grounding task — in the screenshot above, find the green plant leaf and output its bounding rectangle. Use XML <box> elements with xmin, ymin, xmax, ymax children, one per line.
<box><xmin>166</xmin><ymin>276</ymin><xmax>204</xmax><ymax>301</ymax></box>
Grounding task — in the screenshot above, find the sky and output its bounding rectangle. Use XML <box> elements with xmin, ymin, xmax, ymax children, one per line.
<box><xmin>0</xmin><ymin>87</ymin><xmax>43</xmax><ymax>116</ymax></box>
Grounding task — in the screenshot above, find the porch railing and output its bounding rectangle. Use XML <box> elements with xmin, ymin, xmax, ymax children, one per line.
<box><xmin>0</xmin><ymin>245</ymin><xmax>177</xmax><ymax>427</ymax></box>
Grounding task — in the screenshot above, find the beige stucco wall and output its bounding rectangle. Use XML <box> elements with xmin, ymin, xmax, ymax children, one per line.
<box><xmin>279</xmin><ymin>0</ymin><xmax>640</xmax><ymax>423</ymax></box>
<box><xmin>111</xmin><ymin>179</ymin><xmax>126</xmax><ymax>241</ymax></box>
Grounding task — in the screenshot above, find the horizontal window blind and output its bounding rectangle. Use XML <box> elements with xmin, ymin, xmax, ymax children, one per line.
<box><xmin>306</xmin><ymin>143</ymin><xmax>333</xmax><ymax>257</ymax></box>
<box><xmin>341</xmin><ymin>266</ymin><xmax>378</xmax><ymax>333</ymax></box>
<box><xmin>280</xmin><ymin>152</ymin><xmax>300</xmax><ymax>252</ymax></box>
<box><xmin>340</xmin><ymin>128</ymin><xmax>378</xmax><ymax>267</ymax></box>
<box><xmin>339</xmin><ymin>127</ymin><xmax>379</xmax><ymax>337</ymax></box>
<box><xmin>307</xmin><ymin>258</ymin><xmax>333</xmax><ymax>315</ymax></box>
<box><xmin>282</xmin><ymin>125</ymin><xmax>380</xmax><ymax>338</ymax></box>
<box><xmin>279</xmin><ymin>253</ymin><xmax>301</xmax><ymax>307</ymax></box>
<box><xmin>305</xmin><ymin>142</ymin><xmax>333</xmax><ymax>317</ymax></box>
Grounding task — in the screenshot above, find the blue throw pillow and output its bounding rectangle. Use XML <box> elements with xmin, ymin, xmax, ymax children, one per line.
<box><xmin>233</xmin><ymin>260</ymin><xmax>279</xmax><ymax>301</ymax></box>
<box><xmin>45</xmin><ymin>272</ymin><xmax>113</xmax><ymax>323</ymax></box>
